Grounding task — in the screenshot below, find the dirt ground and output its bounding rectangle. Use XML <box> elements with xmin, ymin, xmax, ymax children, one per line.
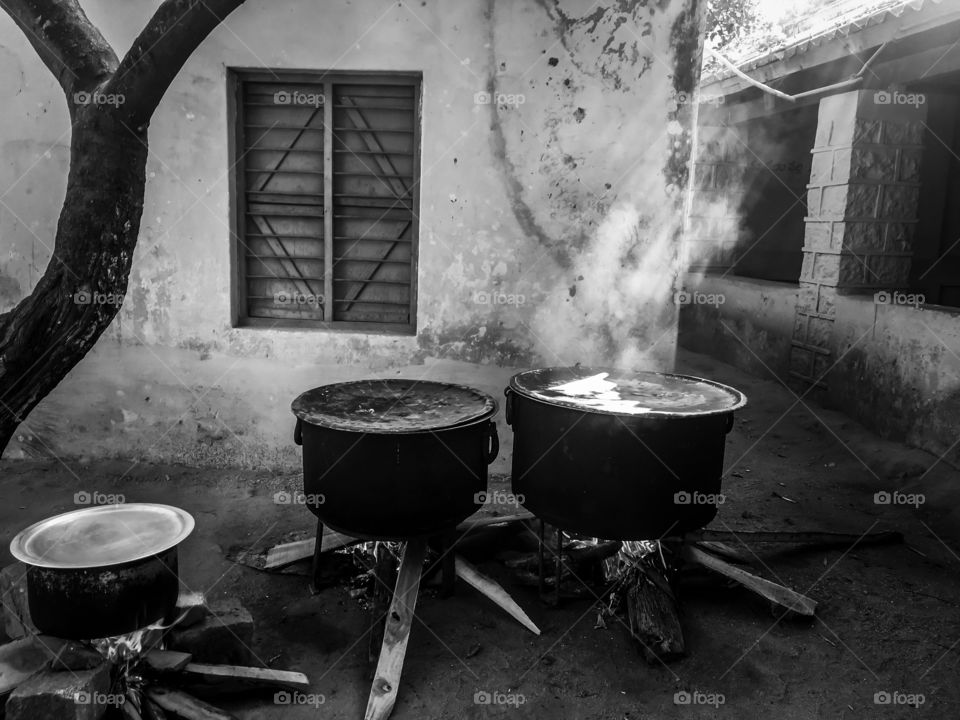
<box><xmin>2</xmin><ymin>349</ymin><xmax>959</xmax><ymax>719</ymax></box>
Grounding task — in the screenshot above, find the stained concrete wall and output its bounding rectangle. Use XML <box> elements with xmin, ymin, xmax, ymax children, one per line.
<box><xmin>678</xmin><ymin>274</ymin><xmax>797</xmax><ymax>380</ymax></box>
<box><xmin>679</xmin><ymin>264</ymin><xmax>960</xmax><ymax>468</ymax></box>
<box><xmin>830</xmin><ymin>297</ymin><xmax>960</xmax><ymax>467</ymax></box>
<box><xmin>0</xmin><ymin>0</ymin><xmax>702</xmax><ymax>468</ymax></box>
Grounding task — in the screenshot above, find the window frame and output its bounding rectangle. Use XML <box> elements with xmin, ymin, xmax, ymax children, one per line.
<box><xmin>227</xmin><ymin>68</ymin><xmax>421</xmax><ymax>334</ymax></box>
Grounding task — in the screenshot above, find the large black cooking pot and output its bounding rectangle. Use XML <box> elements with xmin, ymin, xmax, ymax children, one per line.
<box><xmin>292</xmin><ymin>379</ymin><xmax>499</xmax><ymax>540</ymax></box>
<box><xmin>506</xmin><ymin>367</ymin><xmax>746</xmax><ymax>540</ymax></box>
<box><xmin>9</xmin><ymin>503</ymin><xmax>194</xmax><ymax>639</ymax></box>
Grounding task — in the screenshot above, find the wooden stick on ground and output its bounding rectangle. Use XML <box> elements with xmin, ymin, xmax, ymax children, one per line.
<box><xmin>368</xmin><ymin>542</ymin><xmax>399</xmax><ymax>674</ymax></box>
<box><xmin>365</xmin><ymin>538</ymin><xmax>428</xmax><ymax>720</ymax></box>
<box><xmin>694</xmin><ymin>529</ymin><xmax>902</xmax><ymax>547</ymax></box>
<box><xmin>180</xmin><ymin>663</ymin><xmax>310</xmax><ymax>692</ymax></box>
<box><xmin>264</xmin><ymin>529</ymin><xmax>358</xmax><ymax>570</ymax></box>
<box><xmin>683</xmin><ymin>545</ymin><xmax>817</xmax><ymax>617</ymax></box>
<box><xmin>146</xmin><ymin>686</ymin><xmax>236</xmax><ymax>720</ymax></box>
<box><xmin>255</xmin><ymin>512</ymin><xmax>537</xmax><ymax>570</ymax></box>
<box><xmin>454</xmin><ymin>555</ymin><xmax>540</xmax><ymax>635</ymax></box>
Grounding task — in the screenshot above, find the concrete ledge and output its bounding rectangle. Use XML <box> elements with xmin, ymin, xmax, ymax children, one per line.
<box><xmin>678</xmin><ymin>274</ymin><xmax>797</xmax><ymax>381</ymax></box>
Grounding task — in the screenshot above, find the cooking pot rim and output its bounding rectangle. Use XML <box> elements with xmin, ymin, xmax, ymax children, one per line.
<box><xmin>507</xmin><ymin>367</ymin><xmax>747</xmax><ymax>418</ymax></box>
<box><xmin>291</xmin><ymin>379</ymin><xmax>500</xmax><ymax>434</ymax></box>
<box><xmin>10</xmin><ymin>503</ymin><xmax>194</xmax><ymax>570</ymax></box>
<box><xmin>297</xmin><ymin>405</ymin><xmax>499</xmax><ymax>434</ymax></box>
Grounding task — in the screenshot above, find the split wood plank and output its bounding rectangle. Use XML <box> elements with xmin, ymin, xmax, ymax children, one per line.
<box><xmin>142</xmin><ymin>698</ymin><xmax>169</xmax><ymax>720</ymax></box>
<box><xmin>694</xmin><ymin>541</ymin><xmax>753</xmax><ymax>564</ymax></box>
<box><xmin>695</xmin><ymin>529</ymin><xmax>902</xmax><ymax>547</ymax></box>
<box><xmin>264</xmin><ymin>529</ymin><xmax>357</xmax><ymax>569</ymax></box>
<box><xmin>454</xmin><ymin>555</ymin><xmax>540</xmax><ymax>635</ymax></box>
<box><xmin>369</xmin><ymin>543</ymin><xmax>399</xmax><ymax>671</ymax></box>
<box><xmin>682</xmin><ymin>545</ymin><xmax>817</xmax><ymax>616</ymax></box>
<box><xmin>180</xmin><ymin>663</ymin><xmax>309</xmax><ymax>691</ymax></box>
<box><xmin>258</xmin><ymin>511</ymin><xmax>536</xmax><ymax>570</ymax></box>
<box><xmin>364</xmin><ymin>538</ymin><xmax>428</xmax><ymax>720</ymax></box>
<box><xmin>147</xmin><ymin>686</ymin><xmax>236</xmax><ymax>720</ymax></box>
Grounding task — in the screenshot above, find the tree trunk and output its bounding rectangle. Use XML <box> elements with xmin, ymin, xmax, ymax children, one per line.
<box><xmin>0</xmin><ymin>108</ymin><xmax>147</xmax><ymax>449</ymax></box>
<box><xmin>0</xmin><ymin>0</ymin><xmax>247</xmax><ymax>455</ymax></box>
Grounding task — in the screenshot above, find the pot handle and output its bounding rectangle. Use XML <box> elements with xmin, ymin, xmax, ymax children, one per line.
<box><xmin>723</xmin><ymin>413</ymin><xmax>735</xmax><ymax>435</ymax></box>
<box><xmin>294</xmin><ymin>418</ymin><xmax>303</xmax><ymax>446</ymax></box>
<box><xmin>485</xmin><ymin>420</ymin><xmax>500</xmax><ymax>464</ymax></box>
<box><xmin>504</xmin><ymin>387</ymin><xmax>514</xmax><ymax>426</ymax></box>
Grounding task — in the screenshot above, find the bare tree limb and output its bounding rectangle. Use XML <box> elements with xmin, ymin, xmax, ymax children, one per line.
<box><xmin>106</xmin><ymin>0</ymin><xmax>247</xmax><ymax>128</ymax></box>
<box><xmin>0</xmin><ymin>0</ymin><xmax>117</xmax><ymax>99</ymax></box>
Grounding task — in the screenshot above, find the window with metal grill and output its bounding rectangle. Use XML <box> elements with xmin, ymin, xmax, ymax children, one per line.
<box><xmin>228</xmin><ymin>70</ymin><xmax>420</xmax><ymax>332</ymax></box>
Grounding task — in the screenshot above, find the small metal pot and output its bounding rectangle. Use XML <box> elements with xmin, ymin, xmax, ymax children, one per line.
<box><xmin>23</xmin><ymin>548</ymin><xmax>181</xmax><ymax>640</ymax></box>
<box><xmin>10</xmin><ymin>504</ymin><xmax>194</xmax><ymax>639</ymax></box>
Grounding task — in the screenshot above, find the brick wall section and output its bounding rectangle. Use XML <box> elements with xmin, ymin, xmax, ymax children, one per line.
<box><xmin>686</xmin><ymin>124</ymin><xmax>750</xmax><ymax>272</ymax></box>
<box><xmin>790</xmin><ymin>90</ymin><xmax>927</xmax><ymax>388</ymax></box>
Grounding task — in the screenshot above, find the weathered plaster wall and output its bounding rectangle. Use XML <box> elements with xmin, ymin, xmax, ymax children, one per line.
<box><xmin>0</xmin><ymin>0</ymin><xmax>702</xmax><ymax>467</ymax></box>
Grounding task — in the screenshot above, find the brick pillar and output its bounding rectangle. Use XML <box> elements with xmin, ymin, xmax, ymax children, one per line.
<box><xmin>685</xmin><ymin>123</ymin><xmax>750</xmax><ymax>272</ymax></box>
<box><xmin>789</xmin><ymin>89</ymin><xmax>926</xmax><ymax>388</ymax></box>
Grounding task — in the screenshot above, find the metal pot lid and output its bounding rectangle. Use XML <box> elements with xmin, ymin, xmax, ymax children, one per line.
<box><xmin>10</xmin><ymin>503</ymin><xmax>195</xmax><ymax>570</ymax></box>
<box><xmin>292</xmin><ymin>379</ymin><xmax>499</xmax><ymax>433</ymax></box>
<box><xmin>509</xmin><ymin>367</ymin><xmax>747</xmax><ymax>417</ymax></box>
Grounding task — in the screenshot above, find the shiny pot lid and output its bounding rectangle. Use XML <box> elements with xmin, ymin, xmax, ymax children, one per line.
<box><xmin>292</xmin><ymin>379</ymin><xmax>498</xmax><ymax>433</ymax></box>
<box><xmin>10</xmin><ymin>503</ymin><xmax>195</xmax><ymax>570</ymax></box>
<box><xmin>509</xmin><ymin>367</ymin><xmax>747</xmax><ymax>418</ymax></box>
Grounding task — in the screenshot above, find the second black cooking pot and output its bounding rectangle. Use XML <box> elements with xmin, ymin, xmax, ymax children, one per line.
<box><xmin>506</xmin><ymin>367</ymin><xmax>746</xmax><ymax>540</ymax></box>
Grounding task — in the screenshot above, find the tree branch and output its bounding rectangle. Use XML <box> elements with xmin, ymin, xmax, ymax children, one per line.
<box><xmin>0</xmin><ymin>0</ymin><xmax>117</xmax><ymax>98</ymax></box>
<box><xmin>105</xmin><ymin>0</ymin><xmax>247</xmax><ymax>128</ymax></box>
